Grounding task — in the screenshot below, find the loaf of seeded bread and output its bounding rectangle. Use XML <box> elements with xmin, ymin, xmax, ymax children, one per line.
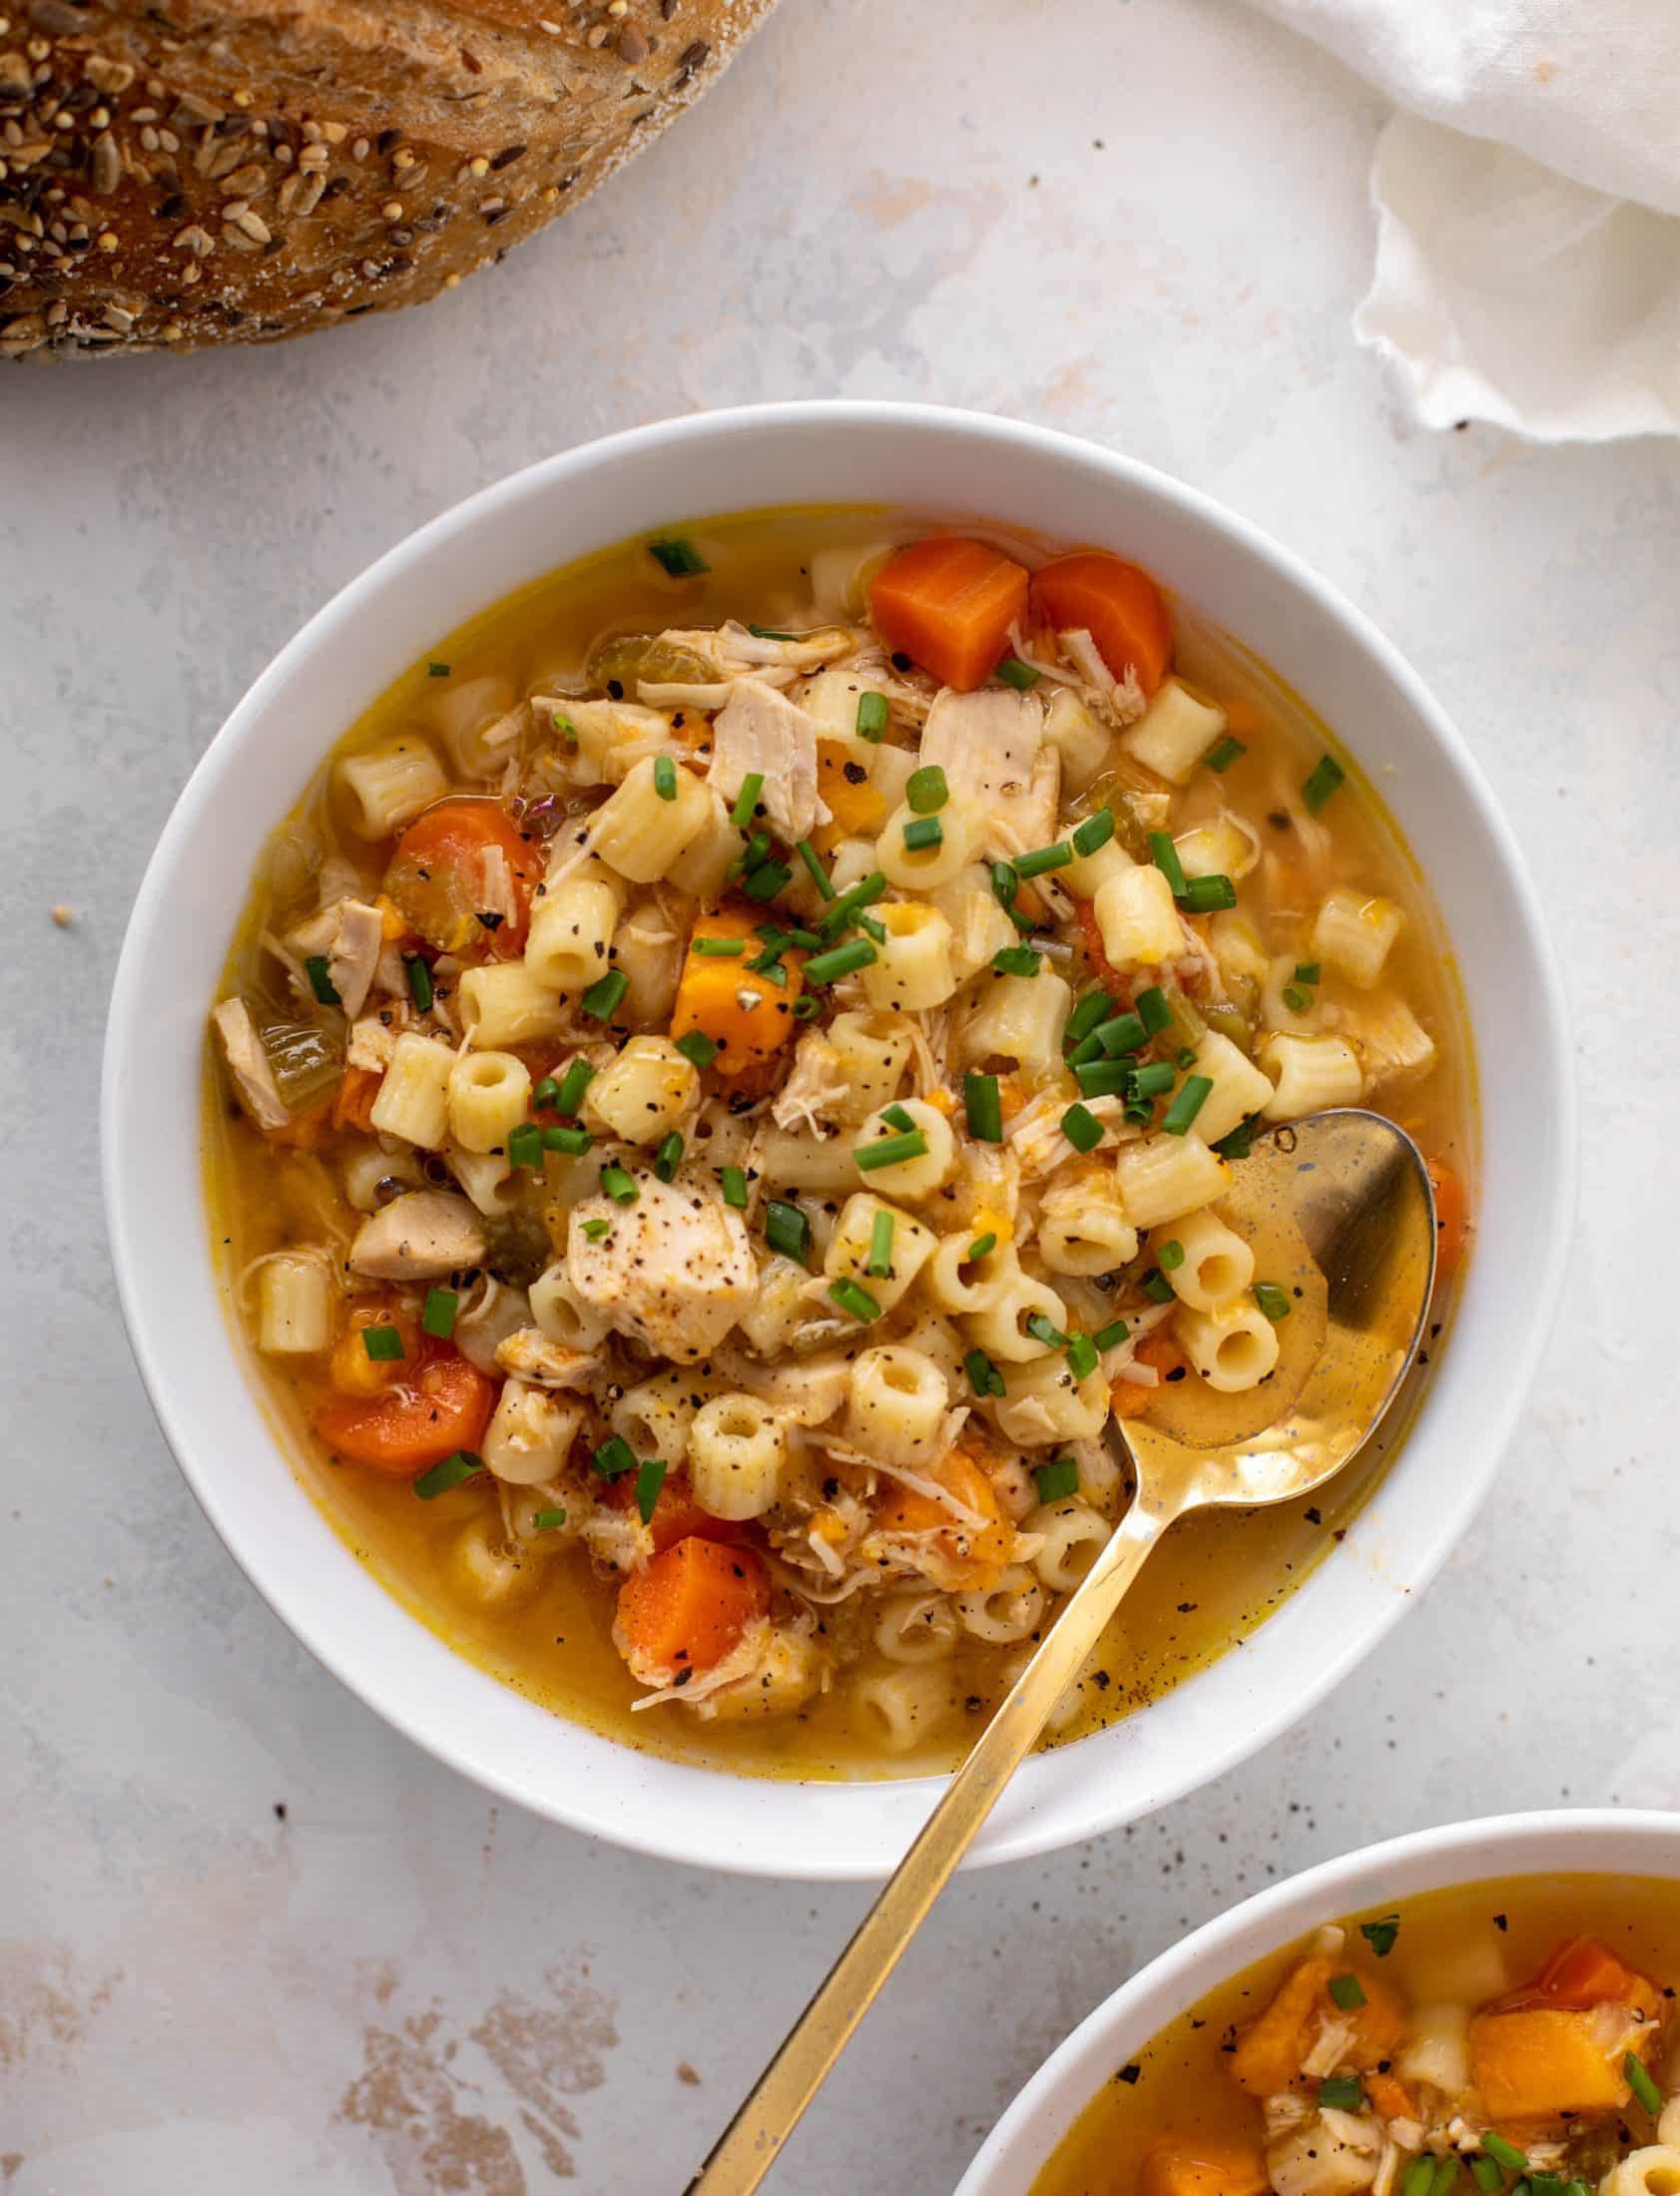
<box><xmin>0</xmin><ymin>0</ymin><xmax>774</xmax><ymax>358</ymax></box>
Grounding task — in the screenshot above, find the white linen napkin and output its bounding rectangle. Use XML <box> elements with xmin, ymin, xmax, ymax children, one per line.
<box><xmin>1243</xmin><ymin>0</ymin><xmax>1680</xmax><ymax>439</ymax></box>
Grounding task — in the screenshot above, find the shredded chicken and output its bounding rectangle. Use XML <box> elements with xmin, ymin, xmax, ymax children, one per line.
<box><xmin>770</xmin><ymin>1029</ymin><xmax>850</xmax><ymax>1134</ymax></box>
<box><xmin>918</xmin><ymin>685</ymin><xmax>1059</xmax><ymax>850</ymax></box>
<box><xmin>706</xmin><ymin>676</ymin><xmax>825</xmax><ymax>842</ymax></box>
<box><xmin>1006</xmin><ymin>1088</ymin><xmax>1129</xmax><ymax>1178</ymax></box>
<box><xmin>493</xmin><ymin>1330</ymin><xmax>600</xmax><ymax>1389</ymax></box>
<box><xmin>1057</xmin><ymin>626</ymin><xmax>1148</xmax><ymax>726</ymax></box>
<box><xmin>211</xmin><ymin>998</ymin><xmax>288</xmax><ymax>1131</ymax></box>
<box><xmin>346</xmin><ymin>1012</ymin><xmax>399</xmax><ymax>1071</ymax></box>
<box><xmin>348</xmin><ymin>1190</ymin><xmax>487</xmax><ymax>1280</ymax></box>
<box><xmin>566</xmin><ymin>1166</ymin><xmax>757</xmax><ymax>1362</ymax></box>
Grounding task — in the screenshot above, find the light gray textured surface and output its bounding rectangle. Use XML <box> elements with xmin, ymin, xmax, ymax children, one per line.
<box><xmin>5</xmin><ymin>0</ymin><xmax>1680</xmax><ymax>2189</ymax></box>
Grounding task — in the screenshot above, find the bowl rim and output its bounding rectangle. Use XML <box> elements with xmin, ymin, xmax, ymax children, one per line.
<box><xmin>954</xmin><ymin>1808</ymin><xmax>1680</xmax><ymax>2193</ymax></box>
<box><xmin>101</xmin><ymin>399</ymin><xmax>1578</xmax><ymax>1879</ymax></box>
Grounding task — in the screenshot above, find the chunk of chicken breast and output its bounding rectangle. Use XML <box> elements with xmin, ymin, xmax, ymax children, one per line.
<box><xmin>707</xmin><ymin>676</ymin><xmax>824</xmax><ymax>843</ymax></box>
<box><xmin>327</xmin><ymin>898</ymin><xmax>385</xmax><ymax>1019</ymax></box>
<box><xmin>565</xmin><ymin>1167</ymin><xmax>757</xmax><ymax>1362</ymax></box>
<box><xmin>349</xmin><ymin>1191</ymin><xmax>488</xmax><ymax>1280</ymax></box>
<box><xmin>918</xmin><ymin>686</ymin><xmax>1059</xmax><ymax>852</ymax></box>
<box><xmin>211</xmin><ymin>998</ymin><xmax>288</xmax><ymax>1132</ymax></box>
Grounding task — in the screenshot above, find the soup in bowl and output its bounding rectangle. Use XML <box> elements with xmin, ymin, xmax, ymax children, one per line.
<box><xmin>103</xmin><ymin>405</ymin><xmax>1570</xmax><ymax>1877</ymax></box>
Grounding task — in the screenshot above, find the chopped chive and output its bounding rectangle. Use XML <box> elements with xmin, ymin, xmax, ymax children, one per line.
<box><xmin>720</xmin><ymin>1166</ymin><xmax>750</xmax><ymax>1208</ymax></box>
<box><xmin>414</xmin><ymin>1449</ymin><xmax>484</xmax><ymax>1499</ymax></box>
<box><xmin>1149</xmin><ymin>831</ymin><xmax>1189</xmax><ymax>897</ymax></box>
<box><xmin>1014</xmin><ymin>839</ymin><xmax>1072</xmax><ymax>878</ymax></box>
<box><xmin>1254</xmin><ymin>1281</ymin><xmax>1293</xmax><ymax>1322</ymax></box>
<box><xmin>1176</xmin><ymin>1047</ymin><xmax>1198</xmax><ymax>1071</ymax></box>
<box><xmin>1626</xmin><ymin>2052</ymin><xmax>1663</xmax><ymax>2115</ymax></box>
<box><xmin>828</xmin><ymin>1278</ymin><xmax>881</xmax><ymax>1323</ymax></box>
<box><xmin>730</xmin><ymin>772</ymin><xmax>765</xmax><ymax>828</ymax></box>
<box><xmin>1129</xmin><ymin>1062</ymin><xmax>1176</xmax><ymax>1100</ymax></box>
<box><xmin>964</xmin><ymin>1072</ymin><xmax>1003</xmax><ymax>1143</ymax></box>
<box><xmin>795</xmin><ymin>839</ymin><xmax>836</xmax><ymax>898</ymax></box>
<box><xmin>591</xmin><ymin>1434</ymin><xmax>637</xmax><ymax>1480</ymax></box>
<box><xmin>581</xmin><ymin>969</ymin><xmax>628</xmax><ymax>1021</ymax></box>
<box><xmin>654</xmin><ymin>1132</ymin><xmax>684</xmax><ymax>1183</ymax></box>
<box><xmin>1093</xmin><ymin>1319</ymin><xmax>1130</xmax><ymax>1351</ymax></box>
<box><xmin>1141</xmin><ymin>1270</ymin><xmax>1175</xmax><ymax>1305</ymax></box>
<box><xmin>854</xmin><ymin>691</ymin><xmax>888</xmax><ymax>742</ymax></box>
<box><xmin>865</xmin><ymin>1209</ymin><xmax>895</xmax><ymax>1279</ymax></box>
<box><xmin>1294</xmin><ymin>962</ymin><xmax>1322</xmax><ymax>984</ymax></box>
<box><xmin>905</xmin><ymin>765</ymin><xmax>948</xmax><ymax>815</ymax></box>
<box><xmin>581</xmin><ymin>1217</ymin><xmax>611</xmax><ymax>1241</ymax></box>
<box><xmin>1024</xmin><ymin>1311</ymin><xmax>1065</xmax><ymax>1349</ymax></box>
<box><xmin>545</xmin><ymin>1124</ymin><xmax>592</xmax><ymax>1156</ymax></box>
<box><xmin>600</xmin><ymin>1164</ymin><xmax>639</xmax><ymax>1206</ymax></box>
<box><xmin>787</xmin><ymin>927</ymin><xmax>824</xmax><ymax>950</ymax></box>
<box><xmin>901</xmin><ymin>816</ymin><xmax>943</xmax><ymax>851</ymax></box>
<box><xmin>1161</xmin><ymin>1074</ymin><xmax>1212</xmax><ymax>1136</ymax></box>
<box><xmin>427</xmin><ymin>661</ymin><xmax>451</xmax><ymax>678</ymax></box>
<box><xmin>532</xmin><ymin>1507</ymin><xmax>567</xmax><ymax>1531</ymax></box>
<box><xmin>805</xmin><ymin>938</ymin><xmax>877</xmax><ymax>984</ymax></box>
<box><xmin>405</xmin><ymin>955</ymin><xmax>433</xmax><ymax>1012</ymax></box>
<box><xmin>648</xmin><ymin>537</ymin><xmax>707</xmax><ymax>578</ymax></box>
<box><xmin>1203</xmin><ymin>734</ymin><xmax>1247</xmax><ymax>773</ymax></box>
<box><xmin>855</xmin><ymin>1129</ymin><xmax>927</xmax><ymax>1172</ymax></box>
<box><xmin>817</xmin><ymin>870</ymin><xmax>886</xmax><ymax>932</ymax></box>
<box><xmin>303</xmin><ymin>954</ymin><xmax>339</xmax><ymax>1006</ymax></box>
<box><xmin>742</xmin><ymin>860</ymin><xmax>792</xmax><ymax>902</ymax></box>
<box><xmin>1006</xmin><ymin>903</ymin><xmax>1038</xmax><ymax>934</ymax></box>
<box><xmin>1360</xmin><ymin>1917</ymin><xmax>1400</xmax><ymax>1957</ymax></box>
<box><xmin>765</xmin><ymin>1199</ymin><xmax>811</xmax><ymax>1264</ymax></box>
<box><xmin>1065</xmin><ymin>990</ymin><xmax>1116</xmax><ymax>1048</ymax></box>
<box><xmin>1469</xmin><ymin>2163</ymin><xmax>1503</xmax><ymax>2194</ymax></box>
<box><xmin>856</xmin><ymin>911</ymin><xmax>886</xmax><ymax>944</ymax></box>
<box><xmin>653</xmin><ymin>756</ymin><xmax>679</xmax><ymax>802</ymax></box>
<box><xmin>1180</xmin><ymin>873</ymin><xmax>1238</xmax><ymax>913</ymax></box>
<box><xmin>1075</xmin><ymin>1059</ymin><xmax>1132</xmax><ymax>1098</ymax></box>
<box><xmin>675</xmin><ymin>1029</ymin><xmax>720</xmax><ymax>1069</ymax></box>
<box><xmin>1065</xmin><ymin>1333</ymin><xmax>1099</xmax><ymax>1379</ymax></box>
<box><xmin>748</xmin><ymin>623</ymin><xmax>797</xmax><ymax>640</ymax></box>
<box><xmin>1070</xmin><ymin>809</ymin><xmax>1115</xmax><ymax>858</ymax></box>
<box><xmin>964</xmin><ymin>1348</ymin><xmax>1006</xmax><ymax>1399</ymax></box>
<box><xmin>555</xmin><ymin>1058</ymin><xmax>594</xmax><ymax>1115</ymax></box>
<box><xmin>422</xmin><ymin>1287</ymin><xmax>457</xmax><ymax>1341</ymax></box>
<box><xmin>1303</xmin><ymin>753</ymin><xmax>1346</xmax><ymax>814</ymax></box>
<box><xmin>991</xmin><ymin>945</ymin><xmax>1041</xmax><ymax>978</ymax></box>
<box><xmin>1096</xmin><ymin>1011</ymin><xmax>1147</xmax><ymax>1057</ymax></box>
<box><xmin>990</xmin><ymin>860</ymin><xmax>1019</xmax><ymax>911</ymax></box>
<box><xmin>735</xmin><ymin>830</ymin><xmax>772</xmax><ymax>878</ymax></box>
<box><xmin>507</xmin><ymin>1121</ymin><xmax>544</xmax><ymax>1171</ymax></box>
<box><xmin>1156</xmin><ymin>1238</ymin><xmax>1186</xmax><ymax>1272</ymax></box>
<box><xmin>360</xmin><ymin>1323</ymin><xmax>404</xmax><ymax>1363</ymax></box>
<box><xmin>1061</xmin><ymin>1102</ymin><xmax>1104</xmax><ymax>1154</ymax></box>
<box><xmin>1282</xmin><ymin>984</ymin><xmax>1311</xmax><ymax>1012</ymax></box>
<box><xmin>552</xmin><ymin>712</ymin><xmax>577</xmax><ymax>749</ymax></box>
<box><xmin>882</xmin><ymin>1103</ymin><xmax>916</xmax><ymax>1131</ymax></box>
<box><xmin>1034</xmin><ymin>1456</ymin><xmax>1078</xmax><ymax>1502</ymax></box>
<box><xmin>635</xmin><ymin>1455</ymin><xmax>668</xmax><ymax>1523</ymax></box>
<box><xmin>1317</xmin><ymin>2076</ymin><xmax>1363</xmax><ymax>2112</ymax></box>
<box><xmin>1481</xmin><ymin>2136</ymin><xmax>1526</xmax><ymax>2174</ymax></box>
<box><xmin>1125</xmin><ymin>1099</ymin><xmax>1154</xmax><ymax>1126</ymax></box>
<box><xmin>793</xmin><ymin>993</ymin><xmax>823</xmax><ymax>1020</ymax></box>
<box><xmin>1068</xmin><ymin>1029</ymin><xmax>1110</xmax><ymax>1068</ymax></box>
<box><xmin>1213</xmin><ymin>1119</ymin><xmax>1255</xmax><ymax>1160</ymax></box>
<box><xmin>1135</xmin><ymin>986</ymin><xmax>1172</xmax><ymax>1036</ymax></box>
<box><xmin>1401</xmin><ymin>2162</ymin><xmax>1436</xmax><ymax>2196</ymax></box>
<box><xmin>967</xmin><ymin>1232</ymin><xmax>997</xmax><ymax>1261</ymax></box>
<box><xmin>1328</xmin><ymin>1972</ymin><xmax>1367</xmax><ymax>2011</ymax></box>
<box><xmin>532</xmin><ymin>1075</ymin><xmax>560</xmax><ymax>1111</ymax></box>
<box><xmin>694</xmin><ymin>936</ymin><xmax>747</xmax><ymax>958</ymax></box>
<box><xmin>996</xmin><ymin>654</ymin><xmax>1041</xmax><ymax>691</ymax></box>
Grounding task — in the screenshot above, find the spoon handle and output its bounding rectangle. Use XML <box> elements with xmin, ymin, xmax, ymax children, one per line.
<box><xmin>687</xmin><ymin>1499</ymin><xmax>1169</xmax><ymax>2196</ymax></box>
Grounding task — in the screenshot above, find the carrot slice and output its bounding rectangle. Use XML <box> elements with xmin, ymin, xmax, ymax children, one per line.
<box><xmin>869</xmin><ymin>537</ymin><xmax>1029</xmax><ymax>692</ymax></box>
<box><xmin>615</xmin><ymin>1538</ymin><xmax>770</xmax><ymax>1675</ymax></box>
<box><xmin>331</xmin><ymin>1065</ymin><xmax>383</xmax><ymax>1134</ymax></box>
<box><xmin>1139</xmin><ymin>2137</ymin><xmax>1270</xmax><ymax>2196</ymax></box>
<box><xmin>1425</xmin><ymin>1156</ymin><xmax>1470</xmax><ymax>1281</ymax></box>
<box><xmin>813</xmin><ymin>740</ymin><xmax>887</xmax><ymax>852</ymax></box>
<box><xmin>872</xmin><ymin>1437</ymin><xmax>1013</xmax><ymax>1580</ymax></box>
<box><xmin>1495</xmin><ymin>1935</ymin><xmax>1656</xmax><ymax>2013</ymax></box>
<box><xmin>1072</xmin><ymin>893</ymin><xmax>1127</xmax><ymax>994</ymax></box>
<box><xmin>671</xmin><ymin>902</ymin><xmax>804</xmax><ymax>1077</ymax></box>
<box><xmin>602</xmin><ymin>1470</ymin><xmax>749</xmax><ymax>1554</ymax></box>
<box><xmin>1111</xmin><ymin>1330</ymin><xmax>1184</xmax><ymax>1419</ymax></box>
<box><xmin>314</xmin><ymin>1353</ymin><xmax>495</xmax><ymax>1475</ymax></box>
<box><xmin>383</xmin><ymin>797</ymin><xmax>537</xmax><ymax>956</ymax></box>
<box><xmin>1030</xmin><ymin>551</ymin><xmax>1174</xmax><ymax>694</ymax></box>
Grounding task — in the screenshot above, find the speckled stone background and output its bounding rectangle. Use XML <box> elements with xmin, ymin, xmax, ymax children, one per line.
<box><xmin>6</xmin><ymin>1</ymin><xmax>1680</xmax><ymax>2189</ymax></box>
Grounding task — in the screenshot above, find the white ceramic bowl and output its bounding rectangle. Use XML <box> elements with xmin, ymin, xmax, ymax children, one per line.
<box><xmin>102</xmin><ymin>402</ymin><xmax>1574</xmax><ymax>1882</ymax></box>
<box><xmin>956</xmin><ymin>1809</ymin><xmax>1680</xmax><ymax>2193</ymax></box>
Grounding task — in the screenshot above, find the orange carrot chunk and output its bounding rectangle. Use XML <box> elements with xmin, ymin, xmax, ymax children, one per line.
<box><xmin>869</xmin><ymin>537</ymin><xmax>1029</xmax><ymax>692</ymax></box>
<box><xmin>602</xmin><ymin>1470</ymin><xmax>749</xmax><ymax>1555</ymax></box>
<box><xmin>1231</xmin><ymin>1953</ymin><xmax>1405</xmax><ymax>2096</ymax></box>
<box><xmin>1426</xmin><ymin>1156</ymin><xmax>1470</xmax><ymax>1281</ymax></box>
<box><xmin>1111</xmin><ymin>1330</ymin><xmax>1185</xmax><ymax>1421</ymax></box>
<box><xmin>1030</xmin><ymin>551</ymin><xmax>1174</xmax><ymax>695</ymax></box>
<box><xmin>384</xmin><ymin>797</ymin><xmax>537</xmax><ymax>956</ymax></box>
<box><xmin>1138</xmin><ymin>2136</ymin><xmax>1271</xmax><ymax>2196</ymax></box>
<box><xmin>671</xmin><ymin>902</ymin><xmax>804</xmax><ymax>1077</ymax></box>
<box><xmin>616</xmin><ymin>1538</ymin><xmax>771</xmax><ymax>1676</ymax></box>
<box><xmin>314</xmin><ymin>1353</ymin><xmax>495</xmax><ymax>1475</ymax></box>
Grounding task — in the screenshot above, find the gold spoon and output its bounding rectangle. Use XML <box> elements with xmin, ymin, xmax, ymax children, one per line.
<box><xmin>689</xmin><ymin>1108</ymin><xmax>1436</xmax><ymax>2195</ymax></box>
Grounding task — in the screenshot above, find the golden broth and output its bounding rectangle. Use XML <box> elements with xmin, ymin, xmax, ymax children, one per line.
<box><xmin>205</xmin><ymin>502</ymin><xmax>1474</xmax><ymax>1781</ymax></box>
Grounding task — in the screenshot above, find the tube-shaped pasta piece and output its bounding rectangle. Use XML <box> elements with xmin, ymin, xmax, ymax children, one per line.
<box><xmin>336</xmin><ymin>737</ymin><xmax>448</xmax><ymax>838</ymax></box>
<box><xmin>1093</xmin><ymin>863</ymin><xmax>1182</xmax><ymax>970</ymax></box>
<box><xmin>1177</xmin><ymin>1298</ymin><xmax>1282</xmax><ymax>1392</ymax></box>
<box><xmin>256</xmin><ymin>1251</ymin><xmax>334</xmax><ymax>1354</ymax></box>
<box><xmin>920</xmin><ymin>1232</ymin><xmax>1017</xmax><ymax>1315</ymax></box>
<box><xmin>988</xmin><ymin>1353</ymin><xmax>1111</xmax><ymax>1445</ymax></box>
<box><xmin>447</xmin><ymin>1048</ymin><xmax>532</xmax><ymax>1154</ymax></box>
<box><xmin>369</xmin><ymin>1030</ymin><xmax>456</xmax><ymax>1148</ymax></box>
<box><xmin>423</xmin><ymin>671</ymin><xmax>517</xmax><ymax>779</ymax></box>
<box><xmin>1043</xmin><ymin>686</ymin><xmax>1112</xmax><ymax>795</ymax></box>
<box><xmin>1259</xmin><ymin>1032</ymin><xmax>1364</xmax><ymax>1121</ymax></box>
<box><xmin>529</xmin><ymin>1260</ymin><xmax>613</xmax><ymax>1351</ymax></box>
<box><xmin>448</xmin><ymin>1514</ymin><xmax>546</xmax><ymax>1610</ymax></box>
<box><xmin>1173</xmin><ymin>814</ymin><xmax>1257</xmax><ymax>880</ymax></box>
<box><xmin>960</xmin><ymin>969</ymin><xmax>1073</xmax><ymax>1072</ymax></box>
<box><xmin>664</xmin><ymin>785</ymin><xmax>742</xmax><ymax>899</ymax></box>
<box><xmin>583</xmin><ymin>755</ymin><xmax>713</xmax><ymax>883</ymax></box>
<box><xmin>737</xmin><ymin>1254</ymin><xmax>819</xmax><ymax>1357</ymax></box>
<box><xmin>964</xmin><ymin>1269</ymin><xmax>1070</xmax><ymax>1364</ymax></box>
<box><xmin>868</xmin><ymin>742</ymin><xmax>916</xmax><ymax>812</ymax></box>
<box><xmin>825</xmin><ymin>1194</ymin><xmax>936</xmax><ymax>1314</ymax></box>
<box><xmin>1036</xmin><ymin>1176</ymin><xmax>1139</xmax><ymax>1277</ymax></box>
<box><xmin>341</xmin><ymin>1146</ymin><xmax>423</xmax><ymax>1213</ymax></box>
<box><xmin>1160</xmin><ymin>1205</ymin><xmax>1254</xmax><ymax>1313</ymax></box>
<box><xmin>851</xmin><ymin>1098</ymin><xmax>955</xmax><ymax>1199</ymax></box>
<box><xmin>825</xmin><ymin>1011</ymin><xmax>914</xmax><ymax>1123</ymax></box>
<box><xmin>1310</xmin><ymin>886</ymin><xmax>1404</xmax><ymax>988</ymax></box>
<box><xmin>688</xmin><ymin>1392</ymin><xmax>786</xmax><ymax>1519</ymax></box>
<box><xmin>1598</xmin><ymin>2150</ymin><xmax>1680</xmax><ymax>2196</ymax></box>
<box><xmin>583</xmin><ymin>1035</ymin><xmax>699</xmax><ymax>1144</ymax></box>
<box><xmin>926</xmin><ymin>864</ymin><xmax>1018</xmax><ymax>982</ymax></box>
<box><xmin>859</xmin><ymin>901</ymin><xmax>956</xmax><ymax>1012</ymax></box>
<box><xmin>954</xmin><ymin>1565</ymin><xmax>1045</xmax><ymax>1644</ymax></box>
<box><xmin>1187</xmin><ymin>1028</ymin><xmax>1275</xmax><ymax>1146</ymax></box>
<box><xmin>876</xmin><ymin>793</ymin><xmax>985</xmax><ymax>889</ymax></box>
<box><xmin>1062</xmin><ymin>831</ymin><xmax>1134</xmax><ymax>900</ymax></box>
<box><xmin>890</xmin><ymin>1309</ymin><xmax>968</xmax><ymax>1380</ymax></box>
<box><xmin>524</xmin><ymin>874</ymin><xmax>621</xmax><ymax>992</ymax></box>
<box><xmin>873</xmin><ymin>1593</ymin><xmax>961</xmax><ymax>1665</ymax></box>
<box><xmin>613</xmin><ymin>1373</ymin><xmax>705</xmax><ymax>1468</ymax></box>
<box><xmin>1396</xmin><ymin>2004</ymin><xmax>1470</xmax><ymax>2097</ymax></box>
<box><xmin>458</xmin><ymin>959</ymin><xmax>567</xmax><ymax>1049</ymax></box>
<box><xmin>447</xmin><ymin>1145</ymin><xmax>523</xmax><ymax>1216</ymax></box>
<box><xmin>844</xmin><ymin>1345</ymin><xmax>949</xmax><ymax>1465</ymax></box>
<box><xmin>752</xmin><ymin>1128</ymin><xmax>863</xmax><ymax>1197</ymax></box>
<box><xmin>851</xmin><ymin>1666</ymin><xmax>953</xmax><ymax>1754</ymax></box>
<box><xmin>1027</xmin><ymin>1498</ymin><xmax>1110</xmax><ymax>1593</ymax></box>
<box><xmin>1208</xmin><ymin>910</ymin><xmax>1270</xmax><ymax>991</ymax></box>
<box><xmin>482</xmin><ymin>1377</ymin><xmax>585</xmax><ymax>1485</ymax></box>
<box><xmin>802</xmin><ymin>666</ymin><xmax>892</xmax><ymax>759</ymax></box>
<box><xmin>1121</xmin><ymin>676</ymin><xmax>1227</xmax><ymax>786</ymax></box>
<box><xmin>612</xmin><ymin>909</ymin><xmax>684</xmax><ymax>1027</ymax></box>
<box><xmin>1114</xmin><ymin>1133</ymin><xmax>1231</xmax><ymax>1230</ymax></box>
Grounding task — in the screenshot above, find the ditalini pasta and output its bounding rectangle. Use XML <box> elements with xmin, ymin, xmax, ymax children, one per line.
<box><xmin>1033</xmin><ymin>1877</ymin><xmax>1680</xmax><ymax>2196</ymax></box>
<box><xmin>205</xmin><ymin>506</ymin><xmax>1472</xmax><ymax>1780</ymax></box>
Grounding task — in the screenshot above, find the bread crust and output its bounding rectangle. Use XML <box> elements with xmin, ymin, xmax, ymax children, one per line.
<box><xmin>0</xmin><ymin>0</ymin><xmax>774</xmax><ymax>358</ymax></box>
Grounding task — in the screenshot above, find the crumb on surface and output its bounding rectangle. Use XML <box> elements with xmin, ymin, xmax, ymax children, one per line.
<box><xmin>51</xmin><ymin>903</ymin><xmax>74</xmax><ymax>926</ymax></box>
<box><xmin>677</xmin><ymin>2060</ymin><xmax>702</xmax><ymax>2085</ymax></box>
